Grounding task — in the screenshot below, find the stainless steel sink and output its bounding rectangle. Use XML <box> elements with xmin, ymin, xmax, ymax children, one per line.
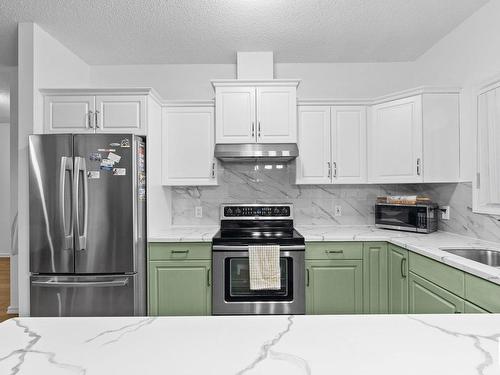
<box><xmin>441</xmin><ymin>248</ymin><xmax>500</xmax><ymax>267</ymax></box>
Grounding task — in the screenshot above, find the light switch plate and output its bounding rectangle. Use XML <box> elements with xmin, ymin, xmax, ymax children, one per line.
<box><xmin>195</xmin><ymin>206</ymin><xmax>203</xmax><ymax>218</ymax></box>
<box><xmin>441</xmin><ymin>206</ymin><xmax>450</xmax><ymax>220</ymax></box>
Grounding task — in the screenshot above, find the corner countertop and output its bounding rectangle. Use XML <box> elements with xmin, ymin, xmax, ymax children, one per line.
<box><xmin>148</xmin><ymin>225</ymin><xmax>500</xmax><ymax>285</ymax></box>
<box><xmin>1</xmin><ymin>314</ymin><xmax>499</xmax><ymax>374</ymax></box>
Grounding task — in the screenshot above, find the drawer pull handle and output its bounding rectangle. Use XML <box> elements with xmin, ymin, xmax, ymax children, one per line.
<box><xmin>306</xmin><ymin>268</ymin><xmax>310</xmax><ymax>287</ymax></box>
<box><xmin>207</xmin><ymin>268</ymin><xmax>211</xmax><ymax>286</ymax></box>
<box><xmin>326</xmin><ymin>250</ymin><xmax>344</xmax><ymax>254</ymax></box>
<box><xmin>400</xmin><ymin>258</ymin><xmax>407</xmax><ymax>278</ymax></box>
<box><xmin>171</xmin><ymin>250</ymin><xmax>189</xmax><ymax>254</ymax></box>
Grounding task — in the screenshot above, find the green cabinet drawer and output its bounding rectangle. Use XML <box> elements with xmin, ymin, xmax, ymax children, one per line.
<box><xmin>465</xmin><ymin>274</ymin><xmax>500</xmax><ymax>313</ymax></box>
<box><xmin>149</xmin><ymin>242</ymin><xmax>212</xmax><ymax>261</ymax></box>
<box><xmin>409</xmin><ymin>252</ymin><xmax>465</xmax><ymax>297</ymax></box>
<box><xmin>363</xmin><ymin>242</ymin><xmax>388</xmax><ymax>314</ymax></box>
<box><xmin>306</xmin><ymin>259</ymin><xmax>363</xmax><ymax>314</ymax></box>
<box><xmin>409</xmin><ymin>272</ymin><xmax>464</xmax><ymax>314</ymax></box>
<box><xmin>148</xmin><ymin>260</ymin><xmax>211</xmax><ymax>316</ymax></box>
<box><xmin>306</xmin><ymin>242</ymin><xmax>363</xmax><ymax>260</ymax></box>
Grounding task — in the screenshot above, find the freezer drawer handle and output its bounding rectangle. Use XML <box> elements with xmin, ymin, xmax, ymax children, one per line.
<box><xmin>31</xmin><ymin>279</ymin><xmax>129</xmax><ymax>288</ymax></box>
<box><xmin>74</xmin><ymin>157</ymin><xmax>89</xmax><ymax>251</ymax></box>
<box><xmin>59</xmin><ymin>156</ymin><xmax>74</xmax><ymax>249</ymax></box>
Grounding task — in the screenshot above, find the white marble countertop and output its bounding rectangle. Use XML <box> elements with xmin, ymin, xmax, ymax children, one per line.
<box><xmin>0</xmin><ymin>314</ymin><xmax>499</xmax><ymax>374</ymax></box>
<box><xmin>149</xmin><ymin>225</ymin><xmax>500</xmax><ymax>285</ymax></box>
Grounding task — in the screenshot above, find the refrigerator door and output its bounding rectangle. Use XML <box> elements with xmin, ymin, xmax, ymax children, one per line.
<box><xmin>29</xmin><ymin>135</ymin><xmax>75</xmax><ymax>274</ymax></box>
<box><xmin>30</xmin><ymin>274</ymin><xmax>140</xmax><ymax>317</ymax></box>
<box><xmin>73</xmin><ymin>134</ymin><xmax>136</xmax><ymax>274</ymax></box>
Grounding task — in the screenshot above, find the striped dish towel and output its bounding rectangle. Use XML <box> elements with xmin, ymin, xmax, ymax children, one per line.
<box><xmin>248</xmin><ymin>245</ymin><xmax>281</xmax><ymax>290</ymax></box>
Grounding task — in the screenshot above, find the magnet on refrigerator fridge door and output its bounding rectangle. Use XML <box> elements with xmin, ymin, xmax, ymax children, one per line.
<box><xmin>107</xmin><ymin>152</ymin><xmax>121</xmax><ymax>164</ymax></box>
<box><xmin>89</xmin><ymin>152</ymin><xmax>102</xmax><ymax>162</ymax></box>
<box><xmin>109</xmin><ymin>142</ymin><xmax>121</xmax><ymax>147</ymax></box>
<box><xmin>120</xmin><ymin>138</ymin><xmax>130</xmax><ymax>148</ymax></box>
<box><xmin>87</xmin><ymin>171</ymin><xmax>100</xmax><ymax>179</ymax></box>
<box><xmin>98</xmin><ymin>148</ymin><xmax>116</xmax><ymax>153</ymax></box>
<box><xmin>112</xmin><ymin>168</ymin><xmax>126</xmax><ymax>176</ymax></box>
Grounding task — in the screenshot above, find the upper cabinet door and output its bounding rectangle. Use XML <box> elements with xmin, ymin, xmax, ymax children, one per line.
<box><xmin>95</xmin><ymin>95</ymin><xmax>146</xmax><ymax>134</ymax></box>
<box><xmin>256</xmin><ymin>86</ymin><xmax>297</xmax><ymax>143</ymax></box>
<box><xmin>368</xmin><ymin>96</ymin><xmax>423</xmax><ymax>183</ymax></box>
<box><xmin>215</xmin><ymin>87</ymin><xmax>256</xmax><ymax>144</ymax></box>
<box><xmin>162</xmin><ymin>106</ymin><xmax>217</xmax><ymax>186</ymax></box>
<box><xmin>44</xmin><ymin>95</ymin><xmax>95</xmax><ymax>133</ymax></box>
<box><xmin>331</xmin><ymin>106</ymin><xmax>367</xmax><ymax>184</ymax></box>
<box><xmin>296</xmin><ymin>106</ymin><xmax>331</xmax><ymax>184</ymax></box>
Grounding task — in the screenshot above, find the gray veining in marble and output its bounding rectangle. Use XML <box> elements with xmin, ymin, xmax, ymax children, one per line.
<box><xmin>169</xmin><ymin>163</ymin><xmax>500</xmax><ymax>242</ymax></box>
<box><xmin>409</xmin><ymin>316</ymin><xmax>500</xmax><ymax>375</ymax></box>
<box><xmin>85</xmin><ymin>317</ymin><xmax>156</xmax><ymax>346</ymax></box>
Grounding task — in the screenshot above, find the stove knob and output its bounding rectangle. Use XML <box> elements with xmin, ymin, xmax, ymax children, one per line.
<box><xmin>281</xmin><ymin>208</ymin><xmax>288</xmax><ymax>216</ymax></box>
<box><xmin>273</xmin><ymin>207</ymin><xmax>280</xmax><ymax>215</ymax></box>
<box><xmin>226</xmin><ymin>208</ymin><xmax>233</xmax><ymax>216</ymax></box>
<box><xmin>235</xmin><ymin>208</ymin><xmax>242</xmax><ymax>215</ymax></box>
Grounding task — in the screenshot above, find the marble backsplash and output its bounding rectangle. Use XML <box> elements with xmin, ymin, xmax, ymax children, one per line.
<box><xmin>170</xmin><ymin>163</ymin><xmax>500</xmax><ymax>243</ymax></box>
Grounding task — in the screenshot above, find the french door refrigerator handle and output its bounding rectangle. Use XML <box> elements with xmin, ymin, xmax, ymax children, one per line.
<box><xmin>74</xmin><ymin>157</ymin><xmax>89</xmax><ymax>251</ymax></box>
<box><xmin>59</xmin><ymin>156</ymin><xmax>74</xmax><ymax>249</ymax></box>
<box><xmin>31</xmin><ymin>279</ymin><xmax>129</xmax><ymax>288</ymax></box>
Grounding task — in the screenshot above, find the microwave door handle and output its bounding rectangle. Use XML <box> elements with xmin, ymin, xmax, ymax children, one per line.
<box><xmin>59</xmin><ymin>156</ymin><xmax>74</xmax><ymax>249</ymax></box>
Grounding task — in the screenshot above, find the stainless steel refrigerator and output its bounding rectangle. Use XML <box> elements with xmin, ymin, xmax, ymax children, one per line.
<box><xmin>29</xmin><ymin>134</ymin><xmax>146</xmax><ymax>317</ymax></box>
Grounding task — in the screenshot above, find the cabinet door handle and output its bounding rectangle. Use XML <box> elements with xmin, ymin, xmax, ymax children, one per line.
<box><xmin>326</xmin><ymin>250</ymin><xmax>344</xmax><ymax>254</ymax></box>
<box><xmin>258</xmin><ymin>121</ymin><xmax>261</xmax><ymax>138</ymax></box>
<box><xmin>211</xmin><ymin>162</ymin><xmax>216</xmax><ymax>178</ymax></box>
<box><xmin>306</xmin><ymin>268</ymin><xmax>310</xmax><ymax>287</ymax></box>
<box><xmin>94</xmin><ymin>110</ymin><xmax>100</xmax><ymax>129</ymax></box>
<box><xmin>88</xmin><ymin>110</ymin><xmax>94</xmax><ymax>129</ymax></box>
<box><xmin>171</xmin><ymin>250</ymin><xmax>189</xmax><ymax>254</ymax></box>
<box><xmin>327</xmin><ymin>162</ymin><xmax>332</xmax><ymax>178</ymax></box>
<box><xmin>251</xmin><ymin>122</ymin><xmax>255</xmax><ymax>137</ymax></box>
<box><xmin>207</xmin><ymin>268</ymin><xmax>211</xmax><ymax>286</ymax></box>
<box><xmin>400</xmin><ymin>258</ymin><xmax>407</xmax><ymax>278</ymax></box>
<box><xmin>333</xmin><ymin>162</ymin><xmax>337</xmax><ymax>178</ymax></box>
<box><xmin>416</xmin><ymin>158</ymin><xmax>421</xmax><ymax>176</ymax></box>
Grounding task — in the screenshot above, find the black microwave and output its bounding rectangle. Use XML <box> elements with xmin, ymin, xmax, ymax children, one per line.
<box><xmin>375</xmin><ymin>203</ymin><xmax>438</xmax><ymax>233</ymax></box>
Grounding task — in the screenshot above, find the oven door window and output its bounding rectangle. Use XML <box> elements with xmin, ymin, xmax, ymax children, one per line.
<box><xmin>225</xmin><ymin>257</ymin><xmax>293</xmax><ymax>302</ymax></box>
<box><xmin>375</xmin><ymin>205</ymin><xmax>417</xmax><ymax>229</ymax></box>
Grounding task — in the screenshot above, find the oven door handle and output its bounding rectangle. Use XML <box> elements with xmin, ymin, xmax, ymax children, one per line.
<box><xmin>211</xmin><ymin>245</ymin><xmax>305</xmax><ymax>251</ymax></box>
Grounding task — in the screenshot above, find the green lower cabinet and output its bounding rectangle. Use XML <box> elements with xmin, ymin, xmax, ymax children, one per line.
<box><xmin>465</xmin><ymin>274</ymin><xmax>500</xmax><ymax>313</ymax></box>
<box><xmin>149</xmin><ymin>260</ymin><xmax>211</xmax><ymax>316</ymax></box>
<box><xmin>464</xmin><ymin>301</ymin><xmax>489</xmax><ymax>313</ymax></box>
<box><xmin>363</xmin><ymin>242</ymin><xmax>388</xmax><ymax>314</ymax></box>
<box><xmin>306</xmin><ymin>259</ymin><xmax>363</xmax><ymax>314</ymax></box>
<box><xmin>409</xmin><ymin>272</ymin><xmax>465</xmax><ymax>314</ymax></box>
<box><xmin>387</xmin><ymin>245</ymin><xmax>409</xmax><ymax>314</ymax></box>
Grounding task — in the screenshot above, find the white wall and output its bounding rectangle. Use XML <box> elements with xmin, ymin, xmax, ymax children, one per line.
<box><xmin>17</xmin><ymin>23</ymin><xmax>90</xmax><ymax>316</ymax></box>
<box><xmin>0</xmin><ymin>123</ymin><xmax>10</xmax><ymax>257</ymax></box>
<box><xmin>413</xmin><ymin>0</ymin><xmax>500</xmax><ymax>181</ymax></box>
<box><xmin>90</xmin><ymin>62</ymin><xmax>416</xmax><ymax>100</ymax></box>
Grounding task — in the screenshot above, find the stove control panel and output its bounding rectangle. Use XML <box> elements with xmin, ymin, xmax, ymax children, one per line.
<box><xmin>222</xmin><ymin>205</ymin><xmax>292</xmax><ymax>219</ymax></box>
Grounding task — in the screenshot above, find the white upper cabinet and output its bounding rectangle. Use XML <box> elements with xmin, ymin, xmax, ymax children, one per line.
<box><xmin>331</xmin><ymin>106</ymin><xmax>367</xmax><ymax>184</ymax></box>
<box><xmin>95</xmin><ymin>95</ymin><xmax>146</xmax><ymax>132</ymax></box>
<box><xmin>44</xmin><ymin>95</ymin><xmax>95</xmax><ymax>133</ymax></box>
<box><xmin>296</xmin><ymin>106</ymin><xmax>331</xmax><ymax>184</ymax></box>
<box><xmin>256</xmin><ymin>86</ymin><xmax>297</xmax><ymax>143</ymax></box>
<box><xmin>296</xmin><ymin>105</ymin><xmax>367</xmax><ymax>185</ymax></box>
<box><xmin>162</xmin><ymin>106</ymin><xmax>217</xmax><ymax>186</ymax></box>
<box><xmin>213</xmin><ymin>80</ymin><xmax>299</xmax><ymax>144</ymax></box>
<box><xmin>474</xmin><ymin>83</ymin><xmax>500</xmax><ymax>214</ymax></box>
<box><xmin>41</xmin><ymin>89</ymin><xmax>156</xmax><ymax>135</ymax></box>
<box><xmin>215</xmin><ymin>87</ymin><xmax>256</xmax><ymax>143</ymax></box>
<box><xmin>368</xmin><ymin>96</ymin><xmax>423</xmax><ymax>183</ymax></box>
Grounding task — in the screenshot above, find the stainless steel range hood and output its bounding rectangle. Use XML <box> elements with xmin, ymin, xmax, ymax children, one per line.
<box><xmin>214</xmin><ymin>143</ymin><xmax>299</xmax><ymax>163</ymax></box>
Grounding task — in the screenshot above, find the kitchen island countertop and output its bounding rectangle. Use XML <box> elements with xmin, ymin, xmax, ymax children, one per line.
<box><xmin>0</xmin><ymin>314</ymin><xmax>499</xmax><ymax>374</ymax></box>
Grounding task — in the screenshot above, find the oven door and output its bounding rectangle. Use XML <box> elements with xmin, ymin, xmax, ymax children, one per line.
<box><xmin>212</xmin><ymin>249</ymin><xmax>305</xmax><ymax>315</ymax></box>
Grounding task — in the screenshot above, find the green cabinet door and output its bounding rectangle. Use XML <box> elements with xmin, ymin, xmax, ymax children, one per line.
<box><xmin>464</xmin><ymin>301</ymin><xmax>489</xmax><ymax>313</ymax></box>
<box><xmin>363</xmin><ymin>242</ymin><xmax>388</xmax><ymax>314</ymax></box>
<box><xmin>387</xmin><ymin>244</ymin><xmax>409</xmax><ymax>314</ymax></box>
<box><xmin>409</xmin><ymin>272</ymin><xmax>465</xmax><ymax>314</ymax></box>
<box><xmin>149</xmin><ymin>260</ymin><xmax>211</xmax><ymax>316</ymax></box>
<box><xmin>306</xmin><ymin>259</ymin><xmax>363</xmax><ymax>314</ymax></box>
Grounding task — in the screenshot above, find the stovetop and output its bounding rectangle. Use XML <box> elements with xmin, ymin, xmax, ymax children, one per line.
<box><xmin>212</xmin><ymin>204</ymin><xmax>305</xmax><ymax>247</ymax></box>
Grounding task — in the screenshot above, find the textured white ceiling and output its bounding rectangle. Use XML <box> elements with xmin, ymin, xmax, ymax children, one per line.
<box><xmin>0</xmin><ymin>0</ymin><xmax>490</xmax><ymax>66</ymax></box>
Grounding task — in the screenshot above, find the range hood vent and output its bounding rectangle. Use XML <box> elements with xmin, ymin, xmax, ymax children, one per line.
<box><xmin>214</xmin><ymin>143</ymin><xmax>298</xmax><ymax>163</ymax></box>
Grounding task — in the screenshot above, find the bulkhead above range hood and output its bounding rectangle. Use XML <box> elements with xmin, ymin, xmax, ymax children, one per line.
<box><xmin>214</xmin><ymin>143</ymin><xmax>299</xmax><ymax>163</ymax></box>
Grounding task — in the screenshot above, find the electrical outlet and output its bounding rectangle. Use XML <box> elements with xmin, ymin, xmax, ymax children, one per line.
<box><xmin>441</xmin><ymin>206</ymin><xmax>450</xmax><ymax>220</ymax></box>
<box><xmin>334</xmin><ymin>205</ymin><xmax>342</xmax><ymax>217</ymax></box>
<box><xmin>195</xmin><ymin>206</ymin><xmax>203</xmax><ymax>218</ymax></box>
